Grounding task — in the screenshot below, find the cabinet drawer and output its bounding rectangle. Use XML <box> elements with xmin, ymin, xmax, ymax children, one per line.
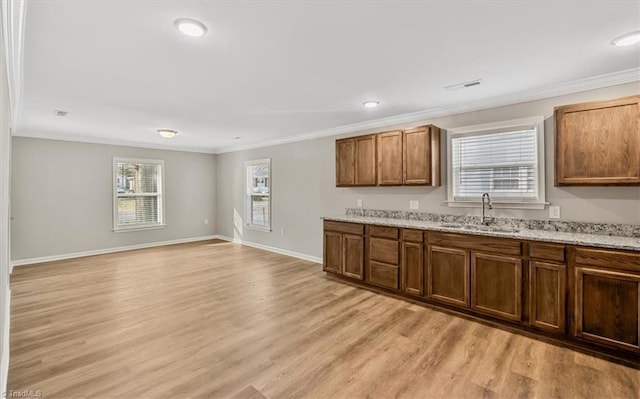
<box><xmin>323</xmin><ymin>221</ymin><xmax>364</xmax><ymax>235</ymax></box>
<box><xmin>368</xmin><ymin>261</ymin><xmax>399</xmax><ymax>290</ymax></box>
<box><xmin>402</xmin><ymin>229</ymin><xmax>424</xmax><ymax>243</ymax></box>
<box><xmin>369</xmin><ymin>237</ymin><xmax>399</xmax><ymax>265</ymax></box>
<box><xmin>368</xmin><ymin>225</ymin><xmax>399</xmax><ymax>239</ymax></box>
<box><xmin>576</xmin><ymin>248</ymin><xmax>640</xmax><ymax>273</ymax></box>
<box><xmin>529</xmin><ymin>243</ymin><xmax>565</xmax><ymax>262</ymax></box>
<box><xmin>428</xmin><ymin>232</ymin><xmax>522</xmax><ymax>256</ymax></box>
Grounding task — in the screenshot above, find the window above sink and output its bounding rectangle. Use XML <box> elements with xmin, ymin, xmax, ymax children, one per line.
<box><xmin>445</xmin><ymin>116</ymin><xmax>547</xmax><ymax>210</ymax></box>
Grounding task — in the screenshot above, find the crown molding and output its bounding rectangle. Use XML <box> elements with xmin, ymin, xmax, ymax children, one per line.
<box><xmin>214</xmin><ymin>67</ymin><xmax>640</xmax><ymax>154</ymax></box>
<box><xmin>12</xmin><ymin>130</ymin><xmax>217</xmax><ymax>154</ymax></box>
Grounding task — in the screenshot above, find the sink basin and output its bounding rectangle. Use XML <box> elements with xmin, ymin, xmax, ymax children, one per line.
<box><xmin>438</xmin><ymin>223</ymin><xmax>519</xmax><ymax>234</ymax></box>
<box><xmin>439</xmin><ymin>223</ymin><xmax>463</xmax><ymax>228</ymax></box>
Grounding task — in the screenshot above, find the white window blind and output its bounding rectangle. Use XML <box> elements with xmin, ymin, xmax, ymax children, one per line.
<box><xmin>113</xmin><ymin>158</ymin><xmax>164</xmax><ymax>231</ymax></box>
<box><xmin>447</xmin><ymin>117</ymin><xmax>546</xmax><ymax>208</ymax></box>
<box><xmin>245</xmin><ymin>159</ymin><xmax>271</xmax><ymax>231</ymax></box>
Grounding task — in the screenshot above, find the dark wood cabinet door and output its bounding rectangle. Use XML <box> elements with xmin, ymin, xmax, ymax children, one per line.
<box><xmin>402</xmin><ymin>127</ymin><xmax>430</xmax><ymax>185</ymax></box>
<box><xmin>335</xmin><ymin>138</ymin><xmax>355</xmax><ymax>186</ymax></box>
<box><xmin>402</xmin><ymin>241</ymin><xmax>423</xmax><ymax>296</ymax></box>
<box><xmin>377</xmin><ymin>131</ymin><xmax>403</xmax><ymax>185</ymax></box>
<box><xmin>471</xmin><ymin>253</ymin><xmax>523</xmax><ymax>321</ymax></box>
<box><xmin>343</xmin><ymin>234</ymin><xmax>364</xmax><ymax>280</ymax></box>
<box><xmin>530</xmin><ymin>261</ymin><xmax>566</xmax><ymax>333</ymax></box>
<box><xmin>403</xmin><ymin>126</ymin><xmax>440</xmax><ymax>186</ymax></box>
<box><xmin>427</xmin><ymin>246</ymin><xmax>470</xmax><ymax>308</ymax></box>
<box><xmin>323</xmin><ymin>231</ymin><xmax>342</xmax><ymax>274</ymax></box>
<box><xmin>575</xmin><ymin>267</ymin><xmax>640</xmax><ymax>352</ymax></box>
<box><xmin>555</xmin><ymin>95</ymin><xmax>640</xmax><ymax>186</ymax></box>
<box><xmin>355</xmin><ymin>135</ymin><xmax>377</xmax><ymax>186</ymax></box>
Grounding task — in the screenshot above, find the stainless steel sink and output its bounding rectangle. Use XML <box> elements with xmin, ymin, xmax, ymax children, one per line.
<box><xmin>438</xmin><ymin>223</ymin><xmax>519</xmax><ymax>234</ymax></box>
<box><xmin>439</xmin><ymin>223</ymin><xmax>463</xmax><ymax>229</ymax></box>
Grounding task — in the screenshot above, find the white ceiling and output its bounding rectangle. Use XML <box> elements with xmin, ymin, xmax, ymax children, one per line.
<box><xmin>16</xmin><ymin>0</ymin><xmax>640</xmax><ymax>153</ymax></box>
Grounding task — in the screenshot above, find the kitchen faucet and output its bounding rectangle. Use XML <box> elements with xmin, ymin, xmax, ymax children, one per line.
<box><xmin>481</xmin><ymin>192</ymin><xmax>493</xmax><ymax>225</ymax></box>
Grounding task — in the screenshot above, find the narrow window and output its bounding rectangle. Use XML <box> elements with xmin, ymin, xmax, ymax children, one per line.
<box><xmin>245</xmin><ymin>159</ymin><xmax>271</xmax><ymax>231</ymax></box>
<box><xmin>113</xmin><ymin>158</ymin><xmax>165</xmax><ymax>231</ymax></box>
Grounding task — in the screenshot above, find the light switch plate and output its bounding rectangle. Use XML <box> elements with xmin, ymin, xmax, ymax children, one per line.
<box><xmin>357</xmin><ymin>199</ymin><xmax>363</xmax><ymax>208</ymax></box>
<box><xmin>549</xmin><ymin>206</ymin><xmax>561</xmax><ymax>219</ymax></box>
<box><xmin>409</xmin><ymin>200</ymin><xmax>419</xmax><ymax>210</ymax></box>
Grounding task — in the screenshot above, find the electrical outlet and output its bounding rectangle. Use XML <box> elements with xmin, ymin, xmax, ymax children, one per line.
<box><xmin>204</xmin><ymin>218</ymin><xmax>209</xmax><ymax>225</ymax></box>
<box><xmin>549</xmin><ymin>206</ymin><xmax>561</xmax><ymax>219</ymax></box>
<box><xmin>357</xmin><ymin>199</ymin><xmax>363</xmax><ymax>208</ymax></box>
<box><xmin>409</xmin><ymin>200</ymin><xmax>419</xmax><ymax>210</ymax></box>
<box><xmin>280</xmin><ymin>227</ymin><xmax>285</xmax><ymax>235</ymax></box>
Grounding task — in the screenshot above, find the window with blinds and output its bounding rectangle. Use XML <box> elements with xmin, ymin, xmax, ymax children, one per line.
<box><xmin>245</xmin><ymin>159</ymin><xmax>271</xmax><ymax>231</ymax></box>
<box><xmin>113</xmin><ymin>158</ymin><xmax>165</xmax><ymax>231</ymax></box>
<box><xmin>447</xmin><ymin>117</ymin><xmax>546</xmax><ymax>208</ymax></box>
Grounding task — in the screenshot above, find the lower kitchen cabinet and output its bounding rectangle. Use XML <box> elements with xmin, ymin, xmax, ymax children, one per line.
<box><xmin>343</xmin><ymin>234</ymin><xmax>365</xmax><ymax>279</ymax></box>
<box><xmin>366</xmin><ymin>227</ymin><xmax>400</xmax><ymax>290</ymax></box>
<box><xmin>402</xmin><ymin>241</ymin><xmax>424</xmax><ymax>296</ymax></box>
<box><xmin>323</xmin><ymin>220</ymin><xmax>640</xmax><ymax>362</ymax></box>
<box><xmin>529</xmin><ymin>261</ymin><xmax>566</xmax><ymax>333</ymax></box>
<box><xmin>323</xmin><ymin>231</ymin><xmax>342</xmax><ymax>274</ymax></box>
<box><xmin>471</xmin><ymin>253</ymin><xmax>523</xmax><ymax>322</ymax></box>
<box><xmin>427</xmin><ymin>246</ymin><xmax>470</xmax><ymax>308</ymax></box>
<box><xmin>323</xmin><ymin>221</ymin><xmax>364</xmax><ymax>280</ymax></box>
<box><xmin>575</xmin><ymin>266</ymin><xmax>640</xmax><ymax>352</ymax></box>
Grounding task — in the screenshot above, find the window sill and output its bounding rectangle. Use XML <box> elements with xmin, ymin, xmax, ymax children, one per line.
<box><xmin>245</xmin><ymin>225</ymin><xmax>271</xmax><ymax>232</ymax></box>
<box><xmin>445</xmin><ymin>201</ymin><xmax>548</xmax><ymax>210</ymax></box>
<box><xmin>113</xmin><ymin>224</ymin><xmax>167</xmax><ymax>233</ymax></box>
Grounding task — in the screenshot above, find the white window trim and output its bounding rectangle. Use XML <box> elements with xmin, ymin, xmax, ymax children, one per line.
<box><xmin>244</xmin><ymin>158</ymin><xmax>272</xmax><ymax>232</ymax></box>
<box><xmin>112</xmin><ymin>157</ymin><xmax>166</xmax><ymax>232</ymax></box>
<box><xmin>446</xmin><ymin>116</ymin><xmax>547</xmax><ymax>210</ymax></box>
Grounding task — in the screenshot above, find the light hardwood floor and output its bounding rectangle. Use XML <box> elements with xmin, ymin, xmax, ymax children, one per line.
<box><xmin>8</xmin><ymin>240</ymin><xmax>640</xmax><ymax>399</ymax></box>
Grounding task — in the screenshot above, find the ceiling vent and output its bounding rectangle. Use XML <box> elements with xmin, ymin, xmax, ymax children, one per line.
<box><xmin>444</xmin><ymin>79</ymin><xmax>482</xmax><ymax>91</ymax></box>
<box><xmin>54</xmin><ymin>110</ymin><xmax>69</xmax><ymax>117</ymax></box>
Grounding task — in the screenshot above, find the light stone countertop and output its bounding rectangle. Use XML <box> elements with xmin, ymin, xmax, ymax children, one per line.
<box><xmin>322</xmin><ymin>215</ymin><xmax>640</xmax><ymax>252</ymax></box>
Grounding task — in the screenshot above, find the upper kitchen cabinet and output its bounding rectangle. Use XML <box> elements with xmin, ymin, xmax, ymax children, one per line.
<box><xmin>403</xmin><ymin>125</ymin><xmax>441</xmax><ymax>186</ymax></box>
<box><xmin>377</xmin><ymin>131</ymin><xmax>403</xmax><ymax>185</ymax></box>
<box><xmin>335</xmin><ymin>138</ymin><xmax>356</xmax><ymax>186</ymax></box>
<box><xmin>555</xmin><ymin>95</ymin><xmax>640</xmax><ymax>186</ymax></box>
<box><xmin>335</xmin><ymin>135</ymin><xmax>377</xmax><ymax>187</ymax></box>
<box><xmin>337</xmin><ymin>125</ymin><xmax>441</xmax><ymax>187</ymax></box>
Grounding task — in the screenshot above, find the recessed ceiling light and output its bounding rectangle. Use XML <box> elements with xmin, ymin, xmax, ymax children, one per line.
<box><xmin>157</xmin><ymin>129</ymin><xmax>178</xmax><ymax>139</ymax></box>
<box><xmin>362</xmin><ymin>100</ymin><xmax>380</xmax><ymax>109</ymax></box>
<box><xmin>175</xmin><ymin>18</ymin><xmax>207</xmax><ymax>38</ymax></box>
<box><xmin>54</xmin><ymin>110</ymin><xmax>69</xmax><ymax>117</ymax></box>
<box><xmin>612</xmin><ymin>31</ymin><xmax>640</xmax><ymax>46</ymax></box>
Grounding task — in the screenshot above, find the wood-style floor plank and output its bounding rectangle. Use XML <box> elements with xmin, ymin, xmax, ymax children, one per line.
<box><xmin>8</xmin><ymin>240</ymin><xmax>640</xmax><ymax>398</ymax></box>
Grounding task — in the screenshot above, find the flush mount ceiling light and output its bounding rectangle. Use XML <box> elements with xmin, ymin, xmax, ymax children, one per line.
<box><xmin>157</xmin><ymin>129</ymin><xmax>178</xmax><ymax>139</ymax></box>
<box><xmin>612</xmin><ymin>31</ymin><xmax>640</xmax><ymax>46</ymax></box>
<box><xmin>54</xmin><ymin>110</ymin><xmax>69</xmax><ymax>117</ymax></box>
<box><xmin>175</xmin><ymin>18</ymin><xmax>207</xmax><ymax>37</ymax></box>
<box><xmin>362</xmin><ymin>100</ymin><xmax>380</xmax><ymax>109</ymax></box>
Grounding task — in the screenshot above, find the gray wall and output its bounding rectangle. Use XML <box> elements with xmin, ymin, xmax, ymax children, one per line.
<box><xmin>11</xmin><ymin>137</ymin><xmax>217</xmax><ymax>260</ymax></box>
<box><xmin>216</xmin><ymin>83</ymin><xmax>640</xmax><ymax>259</ymax></box>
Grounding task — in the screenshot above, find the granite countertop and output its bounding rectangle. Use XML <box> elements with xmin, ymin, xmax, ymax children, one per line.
<box><xmin>322</xmin><ymin>215</ymin><xmax>640</xmax><ymax>252</ymax></box>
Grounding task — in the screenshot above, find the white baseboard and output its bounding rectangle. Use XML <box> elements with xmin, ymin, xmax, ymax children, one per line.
<box><xmin>10</xmin><ymin>235</ymin><xmax>220</xmax><ymax>268</ymax></box>
<box><xmin>216</xmin><ymin>235</ymin><xmax>322</xmax><ymax>264</ymax></box>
